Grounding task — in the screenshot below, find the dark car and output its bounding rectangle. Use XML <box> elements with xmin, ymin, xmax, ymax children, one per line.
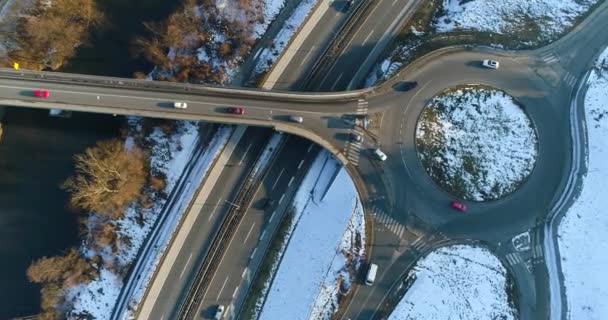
<box><xmin>344</xmin><ymin>0</ymin><xmax>354</xmax><ymax>10</ymax></box>
<box><xmin>393</xmin><ymin>81</ymin><xmax>418</xmax><ymax>92</ymax></box>
<box><xmin>263</xmin><ymin>198</ymin><xmax>275</xmax><ymax>210</ymax></box>
<box><xmin>228</xmin><ymin>107</ymin><xmax>245</xmax><ymax>115</ymax></box>
<box><xmin>351</xmin><ymin>133</ymin><xmax>362</xmax><ymax>142</ymax></box>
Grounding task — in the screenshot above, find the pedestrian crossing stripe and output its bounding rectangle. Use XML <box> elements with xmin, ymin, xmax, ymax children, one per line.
<box><xmin>540</xmin><ymin>51</ymin><xmax>558</xmax><ymax>63</ymax></box>
<box><xmin>563</xmin><ymin>73</ymin><xmax>577</xmax><ymax>87</ymax></box>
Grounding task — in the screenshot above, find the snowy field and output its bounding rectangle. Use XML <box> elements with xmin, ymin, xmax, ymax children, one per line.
<box><xmin>254</xmin><ymin>0</ymin><xmax>319</xmax><ymax>76</ymax></box>
<box><xmin>257</xmin><ymin>151</ymin><xmax>365</xmax><ymax>320</ymax></box>
<box><xmin>365</xmin><ymin>0</ymin><xmax>600</xmax><ymax>87</ymax></box>
<box><xmin>388</xmin><ymin>245</ymin><xmax>517</xmax><ymax>320</ymax></box>
<box><xmin>557</xmin><ymin>48</ymin><xmax>608</xmax><ymax>319</ymax></box>
<box><xmin>64</xmin><ymin>121</ymin><xmax>233</xmax><ymax>318</ymax></box>
<box><xmin>435</xmin><ymin>0</ymin><xmax>598</xmax><ymax>42</ymax></box>
<box><xmin>416</xmin><ymin>86</ymin><xmax>537</xmax><ymax>201</ymax></box>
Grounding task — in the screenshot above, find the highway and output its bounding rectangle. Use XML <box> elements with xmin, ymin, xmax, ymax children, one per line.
<box><xmin>312</xmin><ymin>0</ymin><xmax>422</xmax><ymax>91</ymax></box>
<box><xmin>145</xmin><ymin>127</ymin><xmax>271</xmax><ymax>319</ymax></box>
<box><xmin>196</xmin><ymin>136</ymin><xmax>318</xmax><ymax>319</ymax></box>
<box><xmin>2</xmin><ymin>1</ymin><xmax>608</xmax><ymax>318</ymax></box>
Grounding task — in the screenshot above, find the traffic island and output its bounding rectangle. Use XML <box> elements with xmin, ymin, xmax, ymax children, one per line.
<box><xmin>415</xmin><ymin>85</ymin><xmax>538</xmax><ymax>201</ymax></box>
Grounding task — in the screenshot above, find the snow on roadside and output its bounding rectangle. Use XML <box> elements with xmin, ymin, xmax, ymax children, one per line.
<box><xmin>255</xmin><ymin>0</ymin><xmax>288</xmax><ymax>38</ymax></box>
<box><xmin>251</xmin><ymin>133</ymin><xmax>284</xmax><ymax>178</ymax></box>
<box><xmin>258</xmin><ymin>151</ymin><xmax>365</xmax><ymax>320</ymax></box>
<box><xmin>435</xmin><ymin>0</ymin><xmax>598</xmax><ymax>42</ymax></box>
<box><xmin>388</xmin><ymin>245</ymin><xmax>516</xmax><ymax>320</ymax></box>
<box><xmin>65</xmin><ymin>121</ymin><xmax>234</xmax><ymax>319</ymax></box>
<box><xmin>557</xmin><ymin>48</ymin><xmax>608</xmax><ymax>319</ymax></box>
<box><xmin>364</xmin><ymin>0</ymin><xmax>600</xmax><ymax>87</ymax></box>
<box><xmin>309</xmin><ymin>198</ymin><xmax>365</xmax><ymax>320</ymax></box>
<box><xmin>253</xmin><ymin>0</ymin><xmax>319</xmax><ymax>76</ymax></box>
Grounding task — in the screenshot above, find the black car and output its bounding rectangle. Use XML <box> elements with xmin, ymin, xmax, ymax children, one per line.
<box><xmin>344</xmin><ymin>0</ymin><xmax>354</xmax><ymax>10</ymax></box>
<box><xmin>393</xmin><ymin>81</ymin><xmax>418</xmax><ymax>91</ymax></box>
<box><xmin>263</xmin><ymin>198</ymin><xmax>275</xmax><ymax>210</ymax></box>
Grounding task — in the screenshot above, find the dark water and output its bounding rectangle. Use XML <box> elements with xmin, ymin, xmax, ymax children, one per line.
<box><xmin>0</xmin><ymin>108</ymin><xmax>121</xmax><ymax>317</ymax></box>
<box><xmin>60</xmin><ymin>0</ymin><xmax>180</xmax><ymax>77</ymax></box>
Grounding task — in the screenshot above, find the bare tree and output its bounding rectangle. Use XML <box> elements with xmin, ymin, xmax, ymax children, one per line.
<box><xmin>27</xmin><ymin>249</ymin><xmax>98</xmax><ymax>286</ymax></box>
<box><xmin>62</xmin><ymin>139</ymin><xmax>147</xmax><ymax>219</ymax></box>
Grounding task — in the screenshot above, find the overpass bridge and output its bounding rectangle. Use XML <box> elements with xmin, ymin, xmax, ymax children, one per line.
<box><xmin>0</xmin><ymin>67</ymin><xmax>372</xmax><ymax>165</ymax></box>
<box><xmin>2</xmin><ymin>4</ymin><xmax>608</xmax><ymax>314</ymax></box>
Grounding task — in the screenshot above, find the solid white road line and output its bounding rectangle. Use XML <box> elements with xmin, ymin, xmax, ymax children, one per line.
<box><xmin>243</xmin><ymin>223</ymin><xmax>256</xmax><ymax>244</ymax></box>
<box><xmin>179</xmin><ymin>253</ymin><xmax>193</xmax><ymax>279</ymax></box>
<box><xmin>271</xmin><ymin>168</ymin><xmax>285</xmax><ymax>190</ymax></box>
<box><xmin>362</xmin><ymin>30</ymin><xmax>374</xmax><ymax>46</ymax></box>
<box><xmin>216</xmin><ymin>276</ymin><xmax>229</xmax><ymax>300</ymax></box>
<box><xmin>330</xmin><ymin>73</ymin><xmax>344</xmax><ymax>91</ymax></box>
<box><xmin>208</xmin><ymin>198</ymin><xmax>222</xmax><ymax>221</ymax></box>
<box><xmin>238</xmin><ymin>143</ymin><xmax>253</xmax><ymax>165</ymax></box>
<box><xmin>300</xmin><ymin>45</ymin><xmax>317</xmax><ymax>66</ymax></box>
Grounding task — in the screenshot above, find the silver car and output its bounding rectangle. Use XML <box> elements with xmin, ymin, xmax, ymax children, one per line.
<box><xmin>289</xmin><ymin>115</ymin><xmax>304</xmax><ymax>123</ymax></box>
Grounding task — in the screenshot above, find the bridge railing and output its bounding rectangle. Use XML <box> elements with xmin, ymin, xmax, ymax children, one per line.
<box><xmin>0</xmin><ymin>68</ymin><xmax>371</xmax><ymax>102</ymax></box>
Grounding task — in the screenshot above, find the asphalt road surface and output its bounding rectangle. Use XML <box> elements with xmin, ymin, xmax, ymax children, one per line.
<box><xmin>1</xmin><ymin>2</ymin><xmax>608</xmax><ymax>317</ymax></box>
<box><xmin>147</xmin><ymin>127</ymin><xmax>271</xmax><ymax>320</ymax></box>
<box><xmin>196</xmin><ymin>136</ymin><xmax>318</xmax><ymax>319</ymax></box>
<box><xmin>340</xmin><ymin>2</ymin><xmax>608</xmax><ymax>319</ymax></box>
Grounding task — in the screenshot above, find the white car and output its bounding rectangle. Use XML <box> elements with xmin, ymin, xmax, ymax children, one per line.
<box><xmin>173</xmin><ymin>101</ymin><xmax>188</xmax><ymax>109</ymax></box>
<box><xmin>214</xmin><ymin>305</ymin><xmax>225</xmax><ymax>319</ymax></box>
<box><xmin>482</xmin><ymin>59</ymin><xmax>500</xmax><ymax>69</ymax></box>
<box><xmin>373</xmin><ymin>148</ymin><xmax>387</xmax><ymax>161</ymax></box>
<box><xmin>289</xmin><ymin>115</ymin><xmax>304</xmax><ymax>123</ymax></box>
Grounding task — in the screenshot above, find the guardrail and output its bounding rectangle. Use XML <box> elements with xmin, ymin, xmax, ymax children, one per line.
<box><xmin>110</xmin><ymin>131</ymin><xmax>207</xmax><ymax>319</ymax></box>
<box><xmin>0</xmin><ymin>68</ymin><xmax>370</xmax><ymax>102</ymax></box>
<box><xmin>176</xmin><ymin>135</ymin><xmax>287</xmax><ymax>319</ymax></box>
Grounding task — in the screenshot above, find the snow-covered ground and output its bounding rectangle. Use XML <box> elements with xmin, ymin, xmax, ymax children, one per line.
<box><xmin>255</xmin><ymin>151</ymin><xmax>365</xmax><ymax>320</ymax></box>
<box><xmin>416</xmin><ymin>86</ymin><xmax>538</xmax><ymax>201</ymax></box>
<box><xmin>253</xmin><ymin>0</ymin><xmax>319</xmax><ymax>76</ymax></box>
<box><xmin>64</xmin><ymin>121</ymin><xmax>233</xmax><ymax>319</ymax></box>
<box><xmin>435</xmin><ymin>0</ymin><xmax>598</xmax><ymax>41</ymax></box>
<box><xmin>557</xmin><ymin>48</ymin><xmax>608</xmax><ymax>319</ymax></box>
<box><xmin>388</xmin><ymin>245</ymin><xmax>517</xmax><ymax>320</ymax></box>
<box><xmin>251</xmin><ymin>133</ymin><xmax>284</xmax><ymax>178</ymax></box>
<box><xmin>365</xmin><ymin>0</ymin><xmax>600</xmax><ymax>87</ymax></box>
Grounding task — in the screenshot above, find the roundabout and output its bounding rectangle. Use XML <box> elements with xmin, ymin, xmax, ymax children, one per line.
<box><xmin>415</xmin><ymin>85</ymin><xmax>538</xmax><ymax>202</ymax></box>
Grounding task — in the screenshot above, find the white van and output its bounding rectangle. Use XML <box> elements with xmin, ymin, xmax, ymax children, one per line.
<box><xmin>365</xmin><ymin>263</ymin><xmax>378</xmax><ymax>285</ymax></box>
<box><xmin>373</xmin><ymin>148</ymin><xmax>387</xmax><ymax>161</ymax></box>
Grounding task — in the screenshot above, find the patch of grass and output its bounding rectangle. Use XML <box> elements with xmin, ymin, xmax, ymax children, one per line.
<box><xmin>239</xmin><ymin>208</ymin><xmax>297</xmax><ymax>320</ymax></box>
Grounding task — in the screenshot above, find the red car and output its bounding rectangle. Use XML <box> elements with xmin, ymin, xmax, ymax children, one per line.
<box><xmin>34</xmin><ymin>90</ymin><xmax>50</xmax><ymax>98</ymax></box>
<box><xmin>228</xmin><ymin>107</ymin><xmax>245</xmax><ymax>115</ymax></box>
<box><xmin>451</xmin><ymin>201</ymin><xmax>467</xmax><ymax>212</ymax></box>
